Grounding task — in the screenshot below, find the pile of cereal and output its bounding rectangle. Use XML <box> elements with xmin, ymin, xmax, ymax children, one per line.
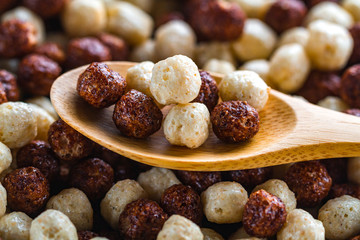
<box><xmin>0</xmin><ymin>0</ymin><xmax>360</xmax><ymax>239</ymax></box>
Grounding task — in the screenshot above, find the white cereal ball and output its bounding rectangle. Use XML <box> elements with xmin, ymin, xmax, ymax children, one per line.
<box><xmin>317</xmin><ymin>96</ymin><xmax>349</xmax><ymax>112</ymax></box>
<box><xmin>219</xmin><ymin>71</ymin><xmax>270</xmax><ymax>111</ymax></box>
<box><xmin>150</xmin><ymin>55</ymin><xmax>201</xmax><ymax>105</ymax></box>
<box><xmin>30</xmin><ymin>209</ymin><xmax>77</xmax><ymax>240</ymax></box>
<box><xmin>277</xmin><ymin>209</ymin><xmax>325</xmax><ymax>240</ymax></box>
<box><xmin>305</xmin><ymin>2</ymin><xmax>354</xmax><ymax>29</ymax></box>
<box><xmin>62</xmin><ymin>0</ymin><xmax>106</xmax><ymax>37</ymax></box>
<box><xmin>268</xmin><ymin>43</ymin><xmax>310</xmax><ymax>93</ymax></box>
<box><xmin>277</xmin><ymin>27</ymin><xmax>310</xmax><ymax>48</ymax></box>
<box><xmin>130</xmin><ymin>39</ymin><xmax>156</xmax><ymax>62</ymax></box>
<box><xmin>157</xmin><ymin>215</ymin><xmax>203</xmax><ymax>240</ymax></box>
<box><xmin>348</xmin><ymin>157</ymin><xmax>360</xmax><ymax>185</ymax></box>
<box><xmin>126</xmin><ymin>61</ymin><xmax>155</xmax><ymax>98</ymax></box>
<box><xmin>318</xmin><ymin>195</ymin><xmax>360</xmax><ymax>240</ymax></box>
<box><xmin>28</xmin><ymin>104</ymin><xmax>56</xmax><ymax>142</ymax></box>
<box><xmin>232</xmin><ymin>19</ymin><xmax>277</xmax><ymax>62</ymax></box>
<box><xmin>253</xmin><ymin>179</ymin><xmax>296</xmax><ymax>213</ymax></box>
<box><xmin>1</xmin><ymin>6</ymin><xmax>45</xmax><ymax>44</ymax></box>
<box><xmin>201</xmin><ymin>228</ymin><xmax>224</xmax><ymax>240</ymax></box>
<box><xmin>0</xmin><ymin>102</ymin><xmax>37</xmax><ymax>149</ymax></box>
<box><xmin>0</xmin><ymin>183</ymin><xmax>6</xmax><ymax>218</ymax></box>
<box><xmin>195</xmin><ymin>41</ymin><xmax>236</xmax><ymax>68</ymax></box>
<box><xmin>0</xmin><ymin>212</ymin><xmax>32</xmax><ymax>240</ymax></box>
<box><xmin>100</xmin><ymin>179</ymin><xmax>147</xmax><ymax>229</ymax></box>
<box><xmin>203</xmin><ymin>59</ymin><xmax>236</xmax><ymax>75</ymax></box>
<box><xmin>240</xmin><ymin>60</ymin><xmax>271</xmax><ymax>87</ymax></box>
<box><xmin>306</xmin><ymin>20</ymin><xmax>353</xmax><ymax>71</ymax></box>
<box><xmin>0</xmin><ymin>142</ymin><xmax>11</xmax><ymax>175</ymax></box>
<box><xmin>155</xmin><ymin>20</ymin><xmax>196</xmax><ymax>60</ymax></box>
<box><xmin>201</xmin><ymin>181</ymin><xmax>248</xmax><ymax>224</ymax></box>
<box><xmin>26</xmin><ymin>96</ymin><xmax>58</xmax><ymax>120</ymax></box>
<box><xmin>343</xmin><ymin>0</ymin><xmax>360</xmax><ymax>22</ymax></box>
<box><xmin>46</xmin><ymin>188</ymin><xmax>93</xmax><ymax>231</ymax></box>
<box><xmin>163</xmin><ymin>103</ymin><xmax>210</xmax><ymax>149</ymax></box>
<box><xmin>107</xmin><ymin>1</ymin><xmax>153</xmax><ymax>46</ymax></box>
<box><xmin>137</xmin><ymin>167</ymin><xmax>180</xmax><ymax>202</ymax></box>
<box><xmin>229</xmin><ymin>0</ymin><xmax>275</xmax><ymax>19</ymax></box>
<box><xmin>229</xmin><ymin>226</ymin><xmax>265</xmax><ymax>240</ymax></box>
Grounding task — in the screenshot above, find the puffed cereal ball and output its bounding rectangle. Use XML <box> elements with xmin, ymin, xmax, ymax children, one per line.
<box><xmin>150</xmin><ymin>55</ymin><xmax>201</xmax><ymax>105</ymax></box>
<box><xmin>240</xmin><ymin>60</ymin><xmax>270</xmax><ymax>86</ymax></box>
<box><xmin>195</xmin><ymin>41</ymin><xmax>236</xmax><ymax>68</ymax></box>
<box><xmin>201</xmin><ymin>228</ymin><xmax>224</xmax><ymax>240</ymax></box>
<box><xmin>232</xmin><ymin>19</ymin><xmax>277</xmax><ymax>62</ymax></box>
<box><xmin>163</xmin><ymin>103</ymin><xmax>210</xmax><ymax>148</ymax></box>
<box><xmin>343</xmin><ymin>0</ymin><xmax>360</xmax><ymax>22</ymax></box>
<box><xmin>318</xmin><ymin>195</ymin><xmax>360</xmax><ymax>240</ymax></box>
<box><xmin>100</xmin><ymin>179</ymin><xmax>148</xmax><ymax>229</ymax></box>
<box><xmin>230</xmin><ymin>0</ymin><xmax>274</xmax><ymax>19</ymax></box>
<box><xmin>46</xmin><ymin>188</ymin><xmax>93</xmax><ymax>231</ymax></box>
<box><xmin>317</xmin><ymin>96</ymin><xmax>349</xmax><ymax>112</ymax></box>
<box><xmin>137</xmin><ymin>167</ymin><xmax>180</xmax><ymax>202</ymax></box>
<box><xmin>30</xmin><ymin>209</ymin><xmax>77</xmax><ymax>240</ymax></box>
<box><xmin>203</xmin><ymin>59</ymin><xmax>236</xmax><ymax>75</ymax></box>
<box><xmin>28</xmin><ymin>104</ymin><xmax>55</xmax><ymax>142</ymax></box>
<box><xmin>277</xmin><ymin>209</ymin><xmax>325</xmax><ymax>240</ymax></box>
<box><xmin>201</xmin><ymin>181</ymin><xmax>248</xmax><ymax>224</ymax></box>
<box><xmin>305</xmin><ymin>2</ymin><xmax>354</xmax><ymax>28</ymax></box>
<box><xmin>268</xmin><ymin>43</ymin><xmax>310</xmax><ymax>93</ymax></box>
<box><xmin>26</xmin><ymin>96</ymin><xmax>58</xmax><ymax>120</ymax></box>
<box><xmin>0</xmin><ymin>142</ymin><xmax>11</xmax><ymax>174</ymax></box>
<box><xmin>277</xmin><ymin>27</ymin><xmax>309</xmax><ymax>48</ymax></box>
<box><xmin>348</xmin><ymin>157</ymin><xmax>360</xmax><ymax>185</ymax></box>
<box><xmin>0</xmin><ymin>102</ymin><xmax>37</xmax><ymax>149</ymax></box>
<box><xmin>107</xmin><ymin>1</ymin><xmax>154</xmax><ymax>45</ymax></box>
<box><xmin>0</xmin><ymin>212</ymin><xmax>32</xmax><ymax>240</ymax></box>
<box><xmin>219</xmin><ymin>71</ymin><xmax>270</xmax><ymax>111</ymax></box>
<box><xmin>306</xmin><ymin>20</ymin><xmax>353</xmax><ymax>71</ymax></box>
<box><xmin>0</xmin><ymin>182</ymin><xmax>5</xmax><ymax>218</ymax></box>
<box><xmin>253</xmin><ymin>179</ymin><xmax>296</xmax><ymax>213</ymax></box>
<box><xmin>62</xmin><ymin>0</ymin><xmax>106</xmax><ymax>37</ymax></box>
<box><xmin>126</xmin><ymin>61</ymin><xmax>155</xmax><ymax>98</ymax></box>
<box><xmin>155</xmin><ymin>20</ymin><xmax>196</xmax><ymax>60</ymax></box>
<box><xmin>157</xmin><ymin>215</ymin><xmax>203</xmax><ymax>240</ymax></box>
<box><xmin>130</xmin><ymin>39</ymin><xmax>156</xmax><ymax>62</ymax></box>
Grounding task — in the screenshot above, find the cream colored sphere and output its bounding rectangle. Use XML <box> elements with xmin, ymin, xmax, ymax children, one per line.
<box><xmin>240</xmin><ymin>59</ymin><xmax>270</xmax><ymax>86</ymax></box>
<box><xmin>26</xmin><ymin>96</ymin><xmax>58</xmax><ymax>120</ymax></box>
<box><xmin>195</xmin><ymin>41</ymin><xmax>236</xmax><ymax>68</ymax></box>
<box><xmin>150</xmin><ymin>55</ymin><xmax>201</xmax><ymax>105</ymax></box>
<box><xmin>278</xmin><ymin>27</ymin><xmax>309</xmax><ymax>48</ymax></box>
<box><xmin>229</xmin><ymin>0</ymin><xmax>275</xmax><ymax>19</ymax></box>
<box><xmin>130</xmin><ymin>40</ymin><xmax>156</xmax><ymax>62</ymax></box>
<box><xmin>0</xmin><ymin>212</ymin><xmax>32</xmax><ymax>240</ymax></box>
<box><xmin>229</xmin><ymin>226</ymin><xmax>265</xmax><ymax>240</ymax></box>
<box><xmin>157</xmin><ymin>215</ymin><xmax>203</xmax><ymax>240</ymax></box>
<box><xmin>28</xmin><ymin>104</ymin><xmax>55</xmax><ymax>142</ymax></box>
<box><xmin>201</xmin><ymin>228</ymin><xmax>224</xmax><ymax>240</ymax></box>
<box><xmin>317</xmin><ymin>96</ymin><xmax>349</xmax><ymax>112</ymax></box>
<box><xmin>0</xmin><ymin>183</ymin><xmax>6</xmax><ymax>218</ymax></box>
<box><xmin>0</xmin><ymin>142</ymin><xmax>11</xmax><ymax>175</ymax></box>
<box><xmin>342</xmin><ymin>0</ymin><xmax>360</xmax><ymax>22</ymax></box>
<box><xmin>203</xmin><ymin>59</ymin><xmax>236</xmax><ymax>75</ymax></box>
<box><xmin>126</xmin><ymin>61</ymin><xmax>155</xmax><ymax>98</ymax></box>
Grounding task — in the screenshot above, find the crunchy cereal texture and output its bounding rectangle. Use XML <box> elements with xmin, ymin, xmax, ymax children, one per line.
<box><xmin>0</xmin><ymin>142</ymin><xmax>11</xmax><ymax>175</ymax></box>
<box><xmin>240</xmin><ymin>60</ymin><xmax>270</xmax><ymax>86</ymax></box>
<box><xmin>46</xmin><ymin>188</ymin><xmax>93</xmax><ymax>231</ymax></box>
<box><xmin>157</xmin><ymin>215</ymin><xmax>203</xmax><ymax>240</ymax></box>
<box><xmin>277</xmin><ymin>27</ymin><xmax>309</xmax><ymax>48</ymax></box>
<box><xmin>195</xmin><ymin>41</ymin><xmax>236</xmax><ymax>68</ymax></box>
<box><xmin>26</xmin><ymin>96</ymin><xmax>58</xmax><ymax>120</ymax></box>
<box><xmin>317</xmin><ymin>96</ymin><xmax>349</xmax><ymax>112</ymax></box>
<box><xmin>203</xmin><ymin>59</ymin><xmax>235</xmax><ymax>75</ymax></box>
<box><xmin>318</xmin><ymin>195</ymin><xmax>360</xmax><ymax>240</ymax></box>
<box><xmin>342</xmin><ymin>0</ymin><xmax>360</xmax><ymax>22</ymax></box>
<box><xmin>28</xmin><ymin>104</ymin><xmax>56</xmax><ymax>142</ymax></box>
<box><xmin>0</xmin><ymin>212</ymin><xmax>32</xmax><ymax>240</ymax></box>
<box><xmin>348</xmin><ymin>157</ymin><xmax>360</xmax><ymax>185</ymax></box>
<box><xmin>0</xmin><ymin>102</ymin><xmax>37</xmax><ymax>149</ymax></box>
<box><xmin>175</xmin><ymin>170</ymin><xmax>222</xmax><ymax>193</ymax></box>
<box><xmin>34</xmin><ymin>42</ymin><xmax>65</xmax><ymax>65</ymax></box>
<box><xmin>77</xmin><ymin>230</ymin><xmax>98</xmax><ymax>240</ymax></box>
<box><xmin>126</xmin><ymin>61</ymin><xmax>154</xmax><ymax>97</ymax></box>
<box><xmin>30</xmin><ymin>209</ymin><xmax>78</xmax><ymax>240</ymax></box>
<box><xmin>0</xmin><ymin>70</ymin><xmax>19</xmax><ymax>101</ymax></box>
<box><xmin>201</xmin><ymin>181</ymin><xmax>248</xmax><ymax>224</ymax></box>
<box><xmin>277</xmin><ymin>209</ymin><xmax>325</xmax><ymax>240</ymax></box>
<box><xmin>100</xmin><ymin>179</ymin><xmax>148</xmax><ymax>229</ymax></box>
<box><xmin>201</xmin><ymin>228</ymin><xmax>224</xmax><ymax>240</ymax></box>
<box><xmin>340</xmin><ymin>64</ymin><xmax>360</xmax><ymax>108</ymax></box>
<box><xmin>191</xmin><ymin>70</ymin><xmax>219</xmax><ymax>112</ymax></box>
<box><xmin>0</xmin><ymin>182</ymin><xmax>6</xmax><ymax>218</ymax></box>
<box><xmin>150</xmin><ymin>55</ymin><xmax>201</xmax><ymax>105</ymax></box>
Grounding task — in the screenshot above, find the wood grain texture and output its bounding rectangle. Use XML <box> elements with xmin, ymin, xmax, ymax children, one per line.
<box><xmin>50</xmin><ymin>61</ymin><xmax>360</xmax><ymax>171</ymax></box>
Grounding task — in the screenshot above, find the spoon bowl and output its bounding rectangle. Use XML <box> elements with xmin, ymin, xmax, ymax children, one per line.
<box><xmin>50</xmin><ymin>61</ymin><xmax>360</xmax><ymax>171</ymax></box>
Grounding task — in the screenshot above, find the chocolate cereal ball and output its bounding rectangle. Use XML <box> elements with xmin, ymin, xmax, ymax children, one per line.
<box><xmin>0</xmin><ymin>70</ymin><xmax>19</xmax><ymax>101</ymax></box>
<box><xmin>65</xmin><ymin>37</ymin><xmax>111</xmax><ymax>69</ymax></box>
<box><xmin>33</xmin><ymin>42</ymin><xmax>66</xmax><ymax>65</ymax></box>
<box><xmin>18</xmin><ymin>54</ymin><xmax>62</xmax><ymax>96</ymax></box>
<box><xmin>22</xmin><ymin>0</ymin><xmax>68</xmax><ymax>19</ymax></box>
<box><xmin>191</xmin><ymin>70</ymin><xmax>219</xmax><ymax>112</ymax></box>
<box><xmin>176</xmin><ymin>170</ymin><xmax>222</xmax><ymax>193</ymax></box>
<box><xmin>78</xmin><ymin>231</ymin><xmax>99</xmax><ymax>240</ymax></box>
<box><xmin>16</xmin><ymin>140</ymin><xmax>59</xmax><ymax>182</ymax></box>
<box><xmin>284</xmin><ymin>161</ymin><xmax>332</xmax><ymax>207</ymax></box>
<box><xmin>340</xmin><ymin>64</ymin><xmax>360</xmax><ymax>108</ymax></box>
<box><xmin>160</xmin><ymin>184</ymin><xmax>202</xmax><ymax>225</ymax></box>
<box><xmin>0</xmin><ymin>19</ymin><xmax>37</xmax><ymax>58</ymax></box>
<box><xmin>97</xmin><ymin>33</ymin><xmax>129</xmax><ymax>61</ymax></box>
<box><xmin>0</xmin><ymin>83</ymin><xmax>7</xmax><ymax>104</ymax></box>
<box><xmin>113</xmin><ymin>89</ymin><xmax>162</xmax><ymax>139</ymax></box>
<box><xmin>118</xmin><ymin>199</ymin><xmax>168</xmax><ymax>240</ymax></box>
<box><xmin>243</xmin><ymin>189</ymin><xmax>287</xmax><ymax>238</ymax></box>
<box><xmin>265</xmin><ymin>0</ymin><xmax>307</xmax><ymax>34</ymax></box>
<box><xmin>3</xmin><ymin>167</ymin><xmax>50</xmax><ymax>216</ymax></box>
<box><xmin>77</xmin><ymin>62</ymin><xmax>127</xmax><ymax>108</ymax></box>
<box><xmin>68</xmin><ymin>158</ymin><xmax>114</xmax><ymax>201</ymax></box>
<box><xmin>329</xmin><ymin>183</ymin><xmax>360</xmax><ymax>199</ymax></box>
<box><xmin>48</xmin><ymin>119</ymin><xmax>94</xmax><ymax>162</ymax></box>
<box><xmin>211</xmin><ymin>101</ymin><xmax>260</xmax><ymax>143</ymax></box>
<box><xmin>229</xmin><ymin>167</ymin><xmax>272</xmax><ymax>190</ymax></box>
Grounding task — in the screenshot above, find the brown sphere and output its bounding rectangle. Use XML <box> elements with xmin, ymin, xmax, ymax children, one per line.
<box><xmin>48</xmin><ymin>119</ymin><xmax>95</xmax><ymax>162</ymax></box>
<box><xmin>66</xmin><ymin>37</ymin><xmax>111</xmax><ymax>69</ymax></box>
<box><xmin>113</xmin><ymin>89</ymin><xmax>163</xmax><ymax>139</ymax></box>
<box><xmin>329</xmin><ymin>183</ymin><xmax>360</xmax><ymax>199</ymax></box>
<box><xmin>22</xmin><ymin>0</ymin><xmax>68</xmax><ymax>18</ymax></box>
<box><xmin>0</xmin><ymin>70</ymin><xmax>19</xmax><ymax>101</ymax></box>
<box><xmin>321</xmin><ymin>158</ymin><xmax>348</xmax><ymax>184</ymax></box>
<box><xmin>243</xmin><ymin>189</ymin><xmax>287</xmax><ymax>238</ymax></box>
<box><xmin>284</xmin><ymin>161</ymin><xmax>332</xmax><ymax>207</ymax></box>
<box><xmin>176</xmin><ymin>170</ymin><xmax>222</xmax><ymax>193</ymax></box>
<box><xmin>68</xmin><ymin>158</ymin><xmax>114</xmax><ymax>201</ymax></box>
<box><xmin>160</xmin><ymin>184</ymin><xmax>203</xmax><ymax>225</ymax></box>
<box><xmin>16</xmin><ymin>140</ymin><xmax>60</xmax><ymax>182</ymax></box>
<box><xmin>0</xmin><ymin>19</ymin><xmax>37</xmax><ymax>58</ymax></box>
<box><xmin>340</xmin><ymin>64</ymin><xmax>360</xmax><ymax>108</ymax></box>
<box><xmin>3</xmin><ymin>167</ymin><xmax>50</xmax><ymax>216</ymax></box>
<box><xmin>34</xmin><ymin>42</ymin><xmax>66</xmax><ymax>65</ymax></box>
<box><xmin>77</xmin><ymin>230</ymin><xmax>99</xmax><ymax>240</ymax></box>
<box><xmin>349</xmin><ymin>23</ymin><xmax>360</xmax><ymax>66</ymax></box>
<box><xmin>229</xmin><ymin>167</ymin><xmax>272</xmax><ymax>190</ymax></box>
<box><xmin>118</xmin><ymin>199</ymin><xmax>168</xmax><ymax>240</ymax></box>
<box><xmin>0</xmin><ymin>82</ymin><xmax>7</xmax><ymax>104</ymax></box>
<box><xmin>191</xmin><ymin>70</ymin><xmax>219</xmax><ymax>111</ymax></box>
<box><xmin>77</xmin><ymin>62</ymin><xmax>127</xmax><ymax>108</ymax></box>
<box><xmin>97</xmin><ymin>33</ymin><xmax>129</xmax><ymax>61</ymax></box>
<box><xmin>18</xmin><ymin>54</ymin><xmax>62</xmax><ymax>96</ymax></box>
<box><xmin>211</xmin><ymin>101</ymin><xmax>260</xmax><ymax>143</ymax></box>
<box><xmin>265</xmin><ymin>0</ymin><xmax>307</xmax><ymax>34</ymax></box>
<box><xmin>345</xmin><ymin>108</ymin><xmax>360</xmax><ymax>117</ymax></box>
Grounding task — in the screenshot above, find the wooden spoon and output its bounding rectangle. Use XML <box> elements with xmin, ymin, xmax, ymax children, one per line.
<box><xmin>50</xmin><ymin>61</ymin><xmax>360</xmax><ymax>171</ymax></box>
